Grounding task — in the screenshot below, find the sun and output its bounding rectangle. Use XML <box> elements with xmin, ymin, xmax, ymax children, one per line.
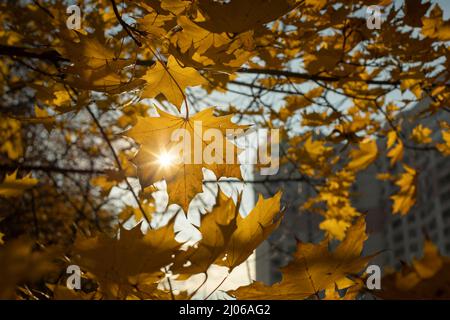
<box><xmin>157</xmin><ymin>152</ymin><xmax>174</xmax><ymax>168</ymax></box>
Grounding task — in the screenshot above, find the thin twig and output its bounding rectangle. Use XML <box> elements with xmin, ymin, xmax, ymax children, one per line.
<box><xmin>86</xmin><ymin>105</ymin><xmax>152</xmax><ymax>226</ymax></box>
<box><xmin>110</xmin><ymin>0</ymin><xmax>142</xmax><ymax>47</ymax></box>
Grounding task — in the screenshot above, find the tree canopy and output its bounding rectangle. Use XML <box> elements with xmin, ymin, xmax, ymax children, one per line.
<box><xmin>0</xmin><ymin>0</ymin><xmax>449</xmax><ymax>300</ymax></box>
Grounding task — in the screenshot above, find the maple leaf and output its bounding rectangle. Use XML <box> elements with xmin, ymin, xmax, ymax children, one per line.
<box><xmin>230</xmin><ymin>218</ymin><xmax>371</xmax><ymax>299</ymax></box>
<box><xmin>347</xmin><ymin>138</ymin><xmax>378</xmax><ymax>171</ymax></box>
<box><xmin>404</xmin><ymin>0</ymin><xmax>431</xmax><ymax>27</ymax></box>
<box><xmin>215</xmin><ymin>191</ymin><xmax>283</xmax><ymax>270</ymax></box>
<box><xmin>171</xmin><ymin>16</ymin><xmax>230</xmax><ymax>55</ymax></box>
<box><xmin>141</xmin><ymin>55</ymin><xmax>207</xmax><ymax>109</ymax></box>
<box><xmin>387</xmin><ymin>140</ymin><xmax>404</xmax><ymax>166</ymax></box>
<box><xmin>411</xmin><ymin>124</ymin><xmax>432</xmax><ymax>144</ymax></box>
<box><xmin>0</xmin><ymin>238</ymin><xmax>59</xmax><ymax>299</ymax></box>
<box><xmin>171</xmin><ymin>191</ymin><xmax>239</xmax><ymax>279</ymax></box>
<box><xmin>195</xmin><ymin>0</ymin><xmax>295</xmax><ymax>33</ymax></box>
<box><xmin>323</xmin><ymin>278</ymin><xmax>365</xmax><ymax>300</ymax></box>
<box><xmin>125</xmin><ymin>107</ymin><xmax>247</xmax><ymax>212</ymax></box>
<box><xmin>51</xmin><ymin>285</ymin><xmax>96</xmax><ymax>300</ymax></box>
<box><xmin>0</xmin><ymin>116</ymin><xmax>23</xmax><ymax>160</ymax></box>
<box><xmin>57</xmin><ymin>32</ymin><xmax>144</xmax><ymax>94</ymax></box>
<box><xmin>319</xmin><ymin>218</ymin><xmax>351</xmax><ymax>241</ymax></box>
<box><xmin>437</xmin><ymin>130</ymin><xmax>450</xmax><ymax>156</ymax></box>
<box><xmin>161</xmin><ymin>0</ymin><xmax>191</xmax><ymax>15</ymax></box>
<box><xmin>305</xmin><ymin>0</ymin><xmax>327</xmax><ymax>10</ymax></box>
<box><xmin>0</xmin><ymin>171</ymin><xmax>38</xmax><ymax>198</ymax></box>
<box><xmin>377</xmin><ymin>240</ymin><xmax>450</xmax><ymax>300</ymax></box>
<box><xmin>422</xmin><ymin>6</ymin><xmax>450</xmax><ymax>41</ymax></box>
<box><xmin>391</xmin><ymin>165</ymin><xmax>417</xmax><ymax>215</ymax></box>
<box><xmin>73</xmin><ymin>218</ymin><xmax>181</xmax><ymax>299</ymax></box>
<box><xmin>131</xmin><ymin>283</ymin><xmax>190</xmax><ymax>300</ymax></box>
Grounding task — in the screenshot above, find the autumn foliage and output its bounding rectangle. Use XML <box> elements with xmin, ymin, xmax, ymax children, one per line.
<box><xmin>1</xmin><ymin>0</ymin><xmax>450</xmax><ymax>300</ymax></box>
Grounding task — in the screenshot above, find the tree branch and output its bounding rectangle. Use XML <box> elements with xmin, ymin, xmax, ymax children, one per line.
<box><xmin>85</xmin><ymin>105</ymin><xmax>152</xmax><ymax>226</ymax></box>
<box><xmin>0</xmin><ymin>163</ymin><xmax>105</xmax><ymax>175</ymax></box>
<box><xmin>0</xmin><ymin>45</ymin><xmax>67</xmax><ymax>62</ymax></box>
<box><xmin>237</xmin><ymin>67</ymin><xmax>401</xmax><ymax>86</ymax></box>
<box><xmin>110</xmin><ymin>0</ymin><xmax>142</xmax><ymax>47</ymax></box>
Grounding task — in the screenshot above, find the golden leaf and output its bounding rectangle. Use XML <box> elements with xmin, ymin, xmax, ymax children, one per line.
<box><xmin>387</xmin><ymin>141</ymin><xmax>404</xmax><ymax>166</ymax></box>
<box><xmin>391</xmin><ymin>165</ymin><xmax>417</xmax><ymax>215</ymax></box>
<box><xmin>141</xmin><ymin>55</ymin><xmax>207</xmax><ymax>109</ymax></box>
<box><xmin>230</xmin><ymin>218</ymin><xmax>371</xmax><ymax>299</ymax></box>
<box><xmin>73</xmin><ymin>219</ymin><xmax>181</xmax><ymax>298</ymax></box>
<box><xmin>347</xmin><ymin>138</ymin><xmax>378</xmax><ymax>171</ymax></box>
<box><xmin>0</xmin><ymin>116</ymin><xmax>22</xmax><ymax>160</ymax></box>
<box><xmin>411</xmin><ymin>124</ymin><xmax>432</xmax><ymax>144</ymax></box>
<box><xmin>377</xmin><ymin>240</ymin><xmax>450</xmax><ymax>299</ymax></box>
<box><xmin>0</xmin><ymin>171</ymin><xmax>38</xmax><ymax>198</ymax></box>
<box><xmin>215</xmin><ymin>191</ymin><xmax>283</xmax><ymax>270</ymax></box>
<box><xmin>171</xmin><ymin>191</ymin><xmax>239</xmax><ymax>278</ymax></box>
<box><xmin>195</xmin><ymin>0</ymin><xmax>294</xmax><ymax>33</ymax></box>
<box><xmin>125</xmin><ymin>107</ymin><xmax>247</xmax><ymax>212</ymax></box>
<box><xmin>437</xmin><ymin>130</ymin><xmax>450</xmax><ymax>156</ymax></box>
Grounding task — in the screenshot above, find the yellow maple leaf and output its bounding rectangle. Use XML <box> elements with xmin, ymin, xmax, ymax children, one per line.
<box><xmin>0</xmin><ymin>171</ymin><xmax>38</xmax><ymax>198</ymax></box>
<box><xmin>391</xmin><ymin>165</ymin><xmax>417</xmax><ymax>215</ymax></box>
<box><xmin>324</xmin><ymin>278</ymin><xmax>365</xmax><ymax>300</ymax></box>
<box><xmin>422</xmin><ymin>6</ymin><xmax>450</xmax><ymax>41</ymax></box>
<box><xmin>319</xmin><ymin>218</ymin><xmax>351</xmax><ymax>241</ymax></box>
<box><xmin>436</xmin><ymin>130</ymin><xmax>450</xmax><ymax>156</ymax></box>
<box><xmin>411</xmin><ymin>124</ymin><xmax>432</xmax><ymax>144</ymax></box>
<box><xmin>125</xmin><ymin>107</ymin><xmax>247</xmax><ymax>212</ymax></box>
<box><xmin>57</xmin><ymin>33</ymin><xmax>144</xmax><ymax>94</ymax></box>
<box><xmin>215</xmin><ymin>191</ymin><xmax>283</xmax><ymax>270</ymax></box>
<box><xmin>141</xmin><ymin>55</ymin><xmax>207</xmax><ymax>109</ymax></box>
<box><xmin>195</xmin><ymin>0</ymin><xmax>294</xmax><ymax>33</ymax></box>
<box><xmin>347</xmin><ymin>138</ymin><xmax>378</xmax><ymax>171</ymax></box>
<box><xmin>305</xmin><ymin>0</ymin><xmax>327</xmax><ymax>10</ymax></box>
<box><xmin>172</xmin><ymin>191</ymin><xmax>239</xmax><ymax>279</ymax></box>
<box><xmin>230</xmin><ymin>218</ymin><xmax>371</xmax><ymax>299</ymax></box>
<box><xmin>171</xmin><ymin>16</ymin><xmax>230</xmax><ymax>55</ymax></box>
<box><xmin>387</xmin><ymin>130</ymin><xmax>397</xmax><ymax>149</ymax></box>
<box><xmin>0</xmin><ymin>238</ymin><xmax>59</xmax><ymax>299</ymax></box>
<box><xmin>161</xmin><ymin>0</ymin><xmax>191</xmax><ymax>15</ymax></box>
<box><xmin>51</xmin><ymin>285</ymin><xmax>96</xmax><ymax>300</ymax></box>
<box><xmin>0</xmin><ymin>116</ymin><xmax>23</xmax><ymax>160</ymax></box>
<box><xmin>387</xmin><ymin>140</ymin><xmax>404</xmax><ymax>166</ymax></box>
<box><xmin>74</xmin><ymin>219</ymin><xmax>181</xmax><ymax>299</ymax></box>
<box><xmin>377</xmin><ymin>240</ymin><xmax>450</xmax><ymax>299</ymax></box>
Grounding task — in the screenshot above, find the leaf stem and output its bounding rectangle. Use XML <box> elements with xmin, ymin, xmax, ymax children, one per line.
<box><xmin>204</xmin><ymin>273</ymin><xmax>229</xmax><ymax>300</ymax></box>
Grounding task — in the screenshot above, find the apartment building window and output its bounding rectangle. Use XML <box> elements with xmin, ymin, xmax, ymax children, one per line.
<box><xmin>443</xmin><ymin>208</ymin><xmax>450</xmax><ymax>221</ymax></box>
<box><xmin>432</xmin><ymin>234</ymin><xmax>438</xmax><ymax>243</ymax></box>
<box><xmin>394</xmin><ymin>248</ymin><xmax>405</xmax><ymax>257</ymax></box>
<box><xmin>392</xmin><ymin>219</ymin><xmax>402</xmax><ymax>229</ymax></box>
<box><xmin>440</xmin><ymin>191</ymin><xmax>450</xmax><ymax>205</ymax></box>
<box><xmin>428</xmin><ymin>201</ymin><xmax>435</xmax><ymax>212</ymax></box>
<box><xmin>408</xmin><ymin>229</ymin><xmax>417</xmax><ymax>238</ymax></box>
<box><xmin>407</xmin><ymin>214</ymin><xmax>416</xmax><ymax>223</ymax></box>
<box><xmin>437</xmin><ymin>158</ymin><xmax>448</xmax><ymax>171</ymax></box>
<box><xmin>409</xmin><ymin>243</ymin><xmax>418</xmax><ymax>252</ymax></box>
<box><xmin>393</xmin><ymin>233</ymin><xmax>404</xmax><ymax>243</ymax></box>
<box><xmin>428</xmin><ymin>218</ymin><xmax>437</xmax><ymax>231</ymax></box>
<box><xmin>438</xmin><ymin>172</ymin><xmax>450</xmax><ymax>187</ymax></box>
<box><xmin>420</xmin><ymin>209</ymin><xmax>427</xmax><ymax>219</ymax></box>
